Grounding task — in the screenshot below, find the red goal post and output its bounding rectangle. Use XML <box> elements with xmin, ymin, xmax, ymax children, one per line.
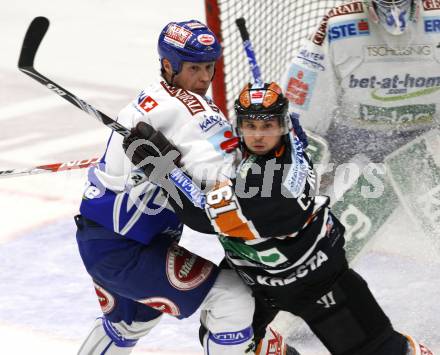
<box><xmin>205</xmin><ymin>0</ymin><xmax>346</xmax><ymax>119</ymax></box>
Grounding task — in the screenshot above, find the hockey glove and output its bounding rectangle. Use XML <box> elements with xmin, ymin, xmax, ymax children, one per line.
<box><xmin>122</xmin><ymin>122</ymin><xmax>181</xmax><ymax>183</ymax></box>
<box><xmin>289</xmin><ymin>112</ymin><xmax>308</xmax><ymax>149</ymax></box>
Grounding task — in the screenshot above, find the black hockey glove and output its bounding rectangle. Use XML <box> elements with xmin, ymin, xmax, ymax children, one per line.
<box><xmin>289</xmin><ymin>112</ymin><xmax>308</xmax><ymax>149</ymax></box>
<box><xmin>122</xmin><ymin>122</ymin><xmax>181</xmax><ymax>182</ymax></box>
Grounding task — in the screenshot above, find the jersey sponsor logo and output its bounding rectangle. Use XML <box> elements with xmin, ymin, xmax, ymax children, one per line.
<box><xmin>423</xmin><ymin>0</ymin><xmax>440</xmax><ymax>10</ymax></box>
<box><xmin>328</xmin><ymin>19</ymin><xmax>370</xmax><ymax>42</ymax></box>
<box><xmin>313</xmin><ymin>16</ymin><xmax>330</xmax><ymax>46</ymax></box>
<box><xmin>256</xmin><ymin>250</ymin><xmax>329</xmax><ymax>286</ymax></box>
<box><xmin>93</xmin><ymin>283</ymin><xmax>116</xmax><ymax>314</ymax></box>
<box><xmin>209</xmin><ymin>326</ymin><xmax>253</xmax><ymax>345</ymax></box>
<box><xmin>160</xmin><ymin>81</ymin><xmax>205</xmax><ymax>115</ymax></box>
<box><xmin>164</xmin><ymin>24</ymin><xmax>192</xmax><ymax>48</ymax></box>
<box><xmin>138</xmin><ymin>95</ymin><xmax>159</xmax><ymax>113</ymax></box>
<box><xmin>219</xmin><ymin>236</ymin><xmax>289</xmax><ymax>267</ymax></box>
<box><xmin>169</xmin><ymin>168</ymin><xmax>206</xmax><ymax>208</ymax></box>
<box><xmin>359</xmin><ymin>104</ymin><xmax>435</xmax><ymax>126</ymax></box>
<box><xmin>199</xmin><ymin>114</ymin><xmax>225</xmax><ymax>132</ymax></box>
<box><xmin>285</xmin><ymin>64</ymin><xmax>317</xmax><ymax>110</ymax></box>
<box><xmin>197</xmin><ymin>34</ymin><xmax>215</xmax><ymax>45</ymax></box>
<box><xmin>283</xmin><ymin>136</ymin><xmax>312</xmax><ymax>199</ymax></box>
<box><xmin>207</xmin><ymin>125</ymin><xmax>239</xmax><ymax>155</ymax></box>
<box><xmin>327</xmin><ymin>1</ymin><xmax>364</xmax><ymax>17</ymax></box>
<box><xmin>365</xmin><ymin>44</ymin><xmax>433</xmax><ymax>59</ymax></box>
<box><xmin>166</xmin><ymin>243</ymin><xmax>214</xmax><ymax>290</ymax></box>
<box><xmin>348</xmin><ymin>73</ymin><xmax>440</xmax><ymax>101</ymax></box>
<box><xmin>296</xmin><ymin>49</ymin><xmax>325</xmax><ymax>71</ymax></box>
<box><xmin>312</xmin><ymin>2</ymin><xmax>364</xmax><ymax>45</ymax></box>
<box><xmin>424</xmin><ymin>16</ymin><xmax>440</xmax><ymax>32</ymax></box>
<box><xmin>138</xmin><ymin>297</ymin><xmax>180</xmax><ymax>316</ymax></box>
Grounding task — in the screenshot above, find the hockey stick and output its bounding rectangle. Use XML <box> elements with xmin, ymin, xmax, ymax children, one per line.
<box><xmin>236</xmin><ymin>16</ymin><xmax>313</xmax><ymax>342</ymax></box>
<box><xmin>18</xmin><ymin>16</ymin><xmax>205</xmax><ymax>208</ymax></box>
<box><xmin>0</xmin><ymin>157</ymin><xmax>99</xmax><ymax>178</ymax></box>
<box><xmin>235</xmin><ymin>18</ymin><xmax>263</xmax><ymax>85</ymax></box>
<box><xmin>18</xmin><ymin>17</ymin><xmax>130</xmax><ymax>138</ymax></box>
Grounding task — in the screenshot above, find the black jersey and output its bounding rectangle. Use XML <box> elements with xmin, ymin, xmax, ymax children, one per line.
<box><xmin>170</xmin><ymin>136</ymin><xmax>340</xmax><ymax>286</ymax></box>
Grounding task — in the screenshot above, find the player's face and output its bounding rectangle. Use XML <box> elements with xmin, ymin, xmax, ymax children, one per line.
<box><xmin>174</xmin><ymin>61</ymin><xmax>215</xmax><ymax>96</ymax></box>
<box><xmin>241</xmin><ymin>118</ymin><xmax>283</xmax><ymax>155</ymax></box>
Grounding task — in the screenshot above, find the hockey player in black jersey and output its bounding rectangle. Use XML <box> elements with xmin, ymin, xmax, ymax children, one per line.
<box><xmin>123</xmin><ymin>82</ymin><xmax>433</xmax><ymax>355</ymax></box>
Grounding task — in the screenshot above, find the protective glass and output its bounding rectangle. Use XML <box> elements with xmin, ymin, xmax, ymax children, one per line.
<box><xmin>373</xmin><ymin>0</ymin><xmax>412</xmax><ymax>35</ymax></box>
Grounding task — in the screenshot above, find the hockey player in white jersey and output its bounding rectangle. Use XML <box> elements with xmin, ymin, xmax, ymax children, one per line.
<box><xmin>281</xmin><ymin>0</ymin><xmax>440</xmax><ymax>259</ymax></box>
<box><xmin>75</xmin><ymin>20</ymin><xmax>256</xmax><ymax>355</ymax></box>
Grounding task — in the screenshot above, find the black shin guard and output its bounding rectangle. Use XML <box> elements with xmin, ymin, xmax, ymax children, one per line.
<box><xmin>298</xmin><ymin>269</ymin><xmax>397</xmax><ymax>355</ymax></box>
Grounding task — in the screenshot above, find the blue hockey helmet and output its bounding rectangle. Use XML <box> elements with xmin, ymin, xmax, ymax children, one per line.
<box><xmin>158</xmin><ymin>20</ymin><xmax>222</xmax><ymax>74</ymax></box>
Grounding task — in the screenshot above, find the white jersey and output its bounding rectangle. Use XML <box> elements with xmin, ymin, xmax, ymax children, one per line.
<box><xmin>103</xmin><ymin>79</ymin><xmax>237</xmax><ymax>188</ymax></box>
<box><xmin>80</xmin><ymin>78</ymin><xmax>238</xmax><ymax>244</ymax></box>
<box><xmin>281</xmin><ymin>0</ymin><xmax>440</xmax><ymax>162</ymax></box>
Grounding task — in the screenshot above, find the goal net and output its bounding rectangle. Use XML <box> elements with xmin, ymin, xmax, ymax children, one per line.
<box><xmin>205</xmin><ymin>0</ymin><xmax>347</xmax><ymax>119</ymax></box>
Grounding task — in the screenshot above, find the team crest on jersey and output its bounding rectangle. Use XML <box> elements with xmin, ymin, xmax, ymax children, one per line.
<box><xmin>93</xmin><ymin>283</ymin><xmax>116</xmax><ymax>314</ymax></box>
<box><xmin>138</xmin><ymin>297</ymin><xmax>181</xmax><ymax>316</ymax></box>
<box><xmin>166</xmin><ymin>243</ymin><xmax>214</xmax><ymax>290</ymax></box>
<box><xmin>138</xmin><ymin>93</ymin><xmax>159</xmax><ymax>113</ymax></box>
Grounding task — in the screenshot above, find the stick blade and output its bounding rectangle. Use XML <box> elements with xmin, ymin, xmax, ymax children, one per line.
<box><xmin>18</xmin><ymin>16</ymin><xmax>50</xmax><ymax>69</ymax></box>
<box><xmin>235</xmin><ymin>17</ymin><xmax>249</xmax><ymax>41</ymax></box>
